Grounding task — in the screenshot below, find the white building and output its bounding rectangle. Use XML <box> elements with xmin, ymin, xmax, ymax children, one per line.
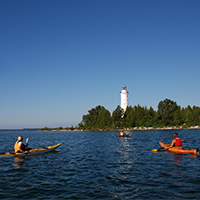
<box><xmin>120</xmin><ymin>85</ymin><xmax>128</xmax><ymax>113</ymax></box>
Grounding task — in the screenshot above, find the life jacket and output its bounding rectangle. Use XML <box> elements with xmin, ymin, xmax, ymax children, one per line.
<box><xmin>14</xmin><ymin>141</ymin><xmax>20</xmax><ymax>152</ymax></box>
<box><xmin>175</xmin><ymin>137</ymin><xmax>182</xmax><ymax>146</ymax></box>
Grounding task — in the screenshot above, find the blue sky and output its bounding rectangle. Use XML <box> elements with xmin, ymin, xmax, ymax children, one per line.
<box><xmin>1</xmin><ymin>0</ymin><xmax>200</xmax><ymax>129</ymax></box>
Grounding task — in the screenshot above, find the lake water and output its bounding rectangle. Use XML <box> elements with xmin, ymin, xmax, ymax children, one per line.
<box><xmin>1</xmin><ymin>129</ymin><xmax>200</xmax><ymax>199</ymax></box>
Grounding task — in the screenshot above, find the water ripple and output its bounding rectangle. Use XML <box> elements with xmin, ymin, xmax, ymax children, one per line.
<box><xmin>1</xmin><ymin>130</ymin><xmax>200</xmax><ymax>199</ymax></box>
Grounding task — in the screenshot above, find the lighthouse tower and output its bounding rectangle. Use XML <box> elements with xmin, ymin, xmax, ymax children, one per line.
<box><xmin>120</xmin><ymin>85</ymin><xmax>128</xmax><ymax>113</ymax></box>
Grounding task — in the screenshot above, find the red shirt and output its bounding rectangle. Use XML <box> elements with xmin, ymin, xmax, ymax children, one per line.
<box><xmin>175</xmin><ymin>137</ymin><xmax>182</xmax><ymax>146</ymax></box>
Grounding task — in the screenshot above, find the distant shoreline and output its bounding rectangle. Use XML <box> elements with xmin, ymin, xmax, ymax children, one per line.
<box><xmin>39</xmin><ymin>125</ymin><xmax>200</xmax><ymax>132</ymax></box>
<box><xmin>1</xmin><ymin>126</ymin><xmax>199</xmax><ymax>132</ymax></box>
<box><xmin>127</xmin><ymin>125</ymin><xmax>200</xmax><ymax>131</ymax></box>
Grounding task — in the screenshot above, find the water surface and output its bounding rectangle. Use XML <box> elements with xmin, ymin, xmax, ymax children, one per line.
<box><xmin>1</xmin><ymin>129</ymin><xmax>200</xmax><ymax>199</ymax></box>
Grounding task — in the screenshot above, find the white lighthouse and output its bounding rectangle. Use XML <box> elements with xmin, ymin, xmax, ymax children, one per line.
<box><xmin>120</xmin><ymin>85</ymin><xmax>128</xmax><ymax>113</ymax></box>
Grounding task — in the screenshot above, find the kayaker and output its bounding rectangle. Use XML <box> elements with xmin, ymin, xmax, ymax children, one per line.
<box><xmin>14</xmin><ymin>135</ymin><xmax>28</xmax><ymax>153</ymax></box>
<box><xmin>159</xmin><ymin>133</ymin><xmax>182</xmax><ymax>149</ymax></box>
<box><xmin>120</xmin><ymin>130</ymin><xmax>125</xmax><ymax>136</ymax></box>
<box><xmin>119</xmin><ymin>130</ymin><xmax>129</xmax><ymax>137</ymax></box>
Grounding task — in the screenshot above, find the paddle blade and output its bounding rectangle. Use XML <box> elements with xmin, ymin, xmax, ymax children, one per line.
<box><xmin>182</xmin><ymin>138</ymin><xmax>188</xmax><ymax>142</ymax></box>
<box><xmin>152</xmin><ymin>149</ymin><xmax>158</xmax><ymax>152</ymax></box>
<box><xmin>26</xmin><ymin>138</ymin><xmax>29</xmax><ymax>145</ymax></box>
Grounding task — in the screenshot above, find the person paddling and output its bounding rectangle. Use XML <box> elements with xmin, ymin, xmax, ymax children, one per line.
<box><xmin>14</xmin><ymin>135</ymin><xmax>28</xmax><ymax>153</ymax></box>
<box><xmin>120</xmin><ymin>130</ymin><xmax>125</xmax><ymax>136</ymax></box>
<box><xmin>159</xmin><ymin>133</ymin><xmax>182</xmax><ymax>149</ymax></box>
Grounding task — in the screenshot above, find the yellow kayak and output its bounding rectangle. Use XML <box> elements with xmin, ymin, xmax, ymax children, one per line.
<box><xmin>0</xmin><ymin>143</ymin><xmax>62</xmax><ymax>158</ymax></box>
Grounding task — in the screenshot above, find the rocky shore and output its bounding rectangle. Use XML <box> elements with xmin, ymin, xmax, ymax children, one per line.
<box><xmin>124</xmin><ymin>125</ymin><xmax>200</xmax><ymax>131</ymax></box>
<box><xmin>41</xmin><ymin>125</ymin><xmax>200</xmax><ymax>132</ymax></box>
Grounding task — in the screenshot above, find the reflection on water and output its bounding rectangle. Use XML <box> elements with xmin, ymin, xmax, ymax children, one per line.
<box><xmin>170</xmin><ymin>153</ymin><xmax>197</xmax><ymax>166</ymax></box>
<box><xmin>12</xmin><ymin>156</ymin><xmax>26</xmax><ymax>169</ymax></box>
<box><xmin>172</xmin><ymin>153</ymin><xmax>183</xmax><ymax>165</ymax></box>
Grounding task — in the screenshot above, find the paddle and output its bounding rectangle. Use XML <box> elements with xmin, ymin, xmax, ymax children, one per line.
<box><xmin>152</xmin><ymin>138</ymin><xmax>188</xmax><ymax>152</ymax></box>
<box><xmin>124</xmin><ymin>131</ymin><xmax>130</xmax><ymax>137</ymax></box>
<box><xmin>26</xmin><ymin>138</ymin><xmax>29</xmax><ymax>147</ymax></box>
<box><xmin>152</xmin><ymin>147</ymin><xmax>162</xmax><ymax>152</ymax></box>
<box><xmin>182</xmin><ymin>138</ymin><xmax>188</xmax><ymax>142</ymax></box>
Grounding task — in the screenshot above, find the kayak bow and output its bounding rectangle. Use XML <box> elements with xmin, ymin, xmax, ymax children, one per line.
<box><xmin>0</xmin><ymin>143</ymin><xmax>62</xmax><ymax>158</ymax></box>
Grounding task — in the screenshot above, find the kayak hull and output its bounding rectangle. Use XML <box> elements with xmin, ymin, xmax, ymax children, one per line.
<box><xmin>0</xmin><ymin>143</ymin><xmax>62</xmax><ymax>158</ymax></box>
<box><xmin>167</xmin><ymin>147</ymin><xmax>197</xmax><ymax>154</ymax></box>
<box><xmin>159</xmin><ymin>141</ymin><xmax>198</xmax><ymax>155</ymax></box>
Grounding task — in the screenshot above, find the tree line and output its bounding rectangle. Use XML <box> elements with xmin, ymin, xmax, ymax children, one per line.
<box><xmin>78</xmin><ymin>98</ymin><xmax>200</xmax><ymax>131</ymax></box>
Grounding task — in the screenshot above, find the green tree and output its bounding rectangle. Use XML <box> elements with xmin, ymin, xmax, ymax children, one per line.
<box><xmin>97</xmin><ymin>109</ymin><xmax>112</xmax><ymax>129</ymax></box>
<box><xmin>122</xmin><ymin>106</ymin><xmax>135</xmax><ymax>127</ymax></box>
<box><xmin>78</xmin><ymin>100</ymin><xmax>200</xmax><ymax>131</ymax></box>
<box><xmin>192</xmin><ymin>106</ymin><xmax>200</xmax><ymax>125</ymax></box>
<box><xmin>184</xmin><ymin>105</ymin><xmax>194</xmax><ymax>126</ymax></box>
<box><xmin>133</xmin><ymin>105</ymin><xmax>146</xmax><ymax>127</ymax></box>
<box><xmin>157</xmin><ymin>98</ymin><xmax>178</xmax><ymax>126</ymax></box>
<box><xmin>145</xmin><ymin>106</ymin><xmax>156</xmax><ymax>127</ymax></box>
<box><xmin>173</xmin><ymin>106</ymin><xmax>184</xmax><ymax>126</ymax></box>
<box><xmin>57</xmin><ymin>126</ymin><xmax>63</xmax><ymax>130</ymax></box>
<box><xmin>79</xmin><ymin>105</ymin><xmax>110</xmax><ymax>130</ymax></box>
<box><xmin>40</xmin><ymin>127</ymin><xmax>50</xmax><ymax>131</ymax></box>
<box><xmin>111</xmin><ymin>105</ymin><xmax>123</xmax><ymax>128</ymax></box>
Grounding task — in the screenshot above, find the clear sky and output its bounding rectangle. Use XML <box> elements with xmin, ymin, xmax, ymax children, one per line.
<box><xmin>1</xmin><ymin>0</ymin><xmax>200</xmax><ymax>129</ymax></box>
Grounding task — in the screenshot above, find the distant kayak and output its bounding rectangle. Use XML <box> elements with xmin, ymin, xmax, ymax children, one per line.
<box><xmin>0</xmin><ymin>143</ymin><xmax>62</xmax><ymax>158</ymax></box>
<box><xmin>159</xmin><ymin>142</ymin><xmax>199</xmax><ymax>155</ymax></box>
<box><xmin>115</xmin><ymin>134</ymin><xmax>130</xmax><ymax>138</ymax></box>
